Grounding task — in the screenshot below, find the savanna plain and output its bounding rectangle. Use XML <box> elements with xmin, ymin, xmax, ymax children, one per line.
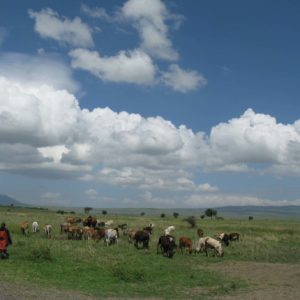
<box><xmin>1</xmin><ymin>206</ymin><xmax>300</xmax><ymax>300</ymax></box>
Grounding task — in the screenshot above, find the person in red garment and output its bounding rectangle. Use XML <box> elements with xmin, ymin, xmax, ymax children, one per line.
<box><xmin>0</xmin><ymin>222</ymin><xmax>12</xmax><ymax>259</ymax></box>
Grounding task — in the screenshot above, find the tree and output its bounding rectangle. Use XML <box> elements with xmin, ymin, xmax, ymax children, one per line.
<box><xmin>160</xmin><ymin>213</ymin><xmax>165</xmax><ymax>218</ymax></box>
<box><xmin>200</xmin><ymin>214</ymin><xmax>205</xmax><ymax>219</ymax></box>
<box><xmin>184</xmin><ymin>216</ymin><xmax>196</xmax><ymax>228</ymax></box>
<box><xmin>102</xmin><ymin>210</ymin><xmax>107</xmax><ymax>215</ymax></box>
<box><xmin>140</xmin><ymin>212</ymin><xmax>145</xmax><ymax>216</ymax></box>
<box><xmin>249</xmin><ymin>216</ymin><xmax>254</xmax><ymax>220</ymax></box>
<box><xmin>84</xmin><ymin>207</ymin><xmax>93</xmax><ymax>214</ymax></box>
<box><xmin>205</xmin><ymin>208</ymin><xmax>217</xmax><ymax>220</ymax></box>
<box><xmin>173</xmin><ymin>212</ymin><xmax>179</xmax><ymax>218</ymax></box>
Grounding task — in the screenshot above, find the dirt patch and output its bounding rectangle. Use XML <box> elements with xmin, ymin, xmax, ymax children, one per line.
<box><xmin>0</xmin><ymin>282</ymin><xmax>99</xmax><ymax>300</ymax></box>
<box><xmin>208</xmin><ymin>261</ymin><xmax>300</xmax><ymax>299</ymax></box>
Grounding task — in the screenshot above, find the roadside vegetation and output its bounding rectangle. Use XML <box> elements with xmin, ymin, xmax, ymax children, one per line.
<box><xmin>1</xmin><ymin>206</ymin><xmax>299</xmax><ymax>299</ymax></box>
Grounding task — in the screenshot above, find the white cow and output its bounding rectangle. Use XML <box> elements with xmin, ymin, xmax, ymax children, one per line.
<box><xmin>32</xmin><ymin>221</ymin><xmax>39</xmax><ymax>233</ymax></box>
<box><xmin>105</xmin><ymin>228</ymin><xmax>118</xmax><ymax>246</ymax></box>
<box><xmin>164</xmin><ymin>226</ymin><xmax>175</xmax><ymax>236</ymax></box>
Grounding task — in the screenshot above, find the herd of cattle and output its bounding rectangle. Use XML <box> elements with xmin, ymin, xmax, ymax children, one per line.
<box><xmin>19</xmin><ymin>216</ymin><xmax>240</xmax><ymax>258</ymax></box>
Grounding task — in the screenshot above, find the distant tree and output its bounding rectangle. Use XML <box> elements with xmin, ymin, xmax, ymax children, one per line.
<box><xmin>249</xmin><ymin>216</ymin><xmax>254</xmax><ymax>220</ymax></box>
<box><xmin>70</xmin><ymin>211</ymin><xmax>75</xmax><ymax>214</ymax></box>
<box><xmin>184</xmin><ymin>216</ymin><xmax>197</xmax><ymax>228</ymax></box>
<box><xmin>102</xmin><ymin>210</ymin><xmax>107</xmax><ymax>216</ymax></box>
<box><xmin>200</xmin><ymin>214</ymin><xmax>205</xmax><ymax>219</ymax></box>
<box><xmin>10</xmin><ymin>203</ymin><xmax>14</xmax><ymax>208</ymax></box>
<box><xmin>56</xmin><ymin>210</ymin><xmax>65</xmax><ymax>214</ymax></box>
<box><xmin>160</xmin><ymin>213</ymin><xmax>165</xmax><ymax>218</ymax></box>
<box><xmin>205</xmin><ymin>208</ymin><xmax>217</xmax><ymax>220</ymax></box>
<box><xmin>84</xmin><ymin>207</ymin><xmax>93</xmax><ymax>214</ymax></box>
<box><xmin>140</xmin><ymin>212</ymin><xmax>145</xmax><ymax>216</ymax></box>
<box><xmin>173</xmin><ymin>212</ymin><xmax>179</xmax><ymax>218</ymax></box>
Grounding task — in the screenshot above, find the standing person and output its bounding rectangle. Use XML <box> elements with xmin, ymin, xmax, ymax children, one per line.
<box><xmin>0</xmin><ymin>222</ymin><xmax>12</xmax><ymax>259</ymax></box>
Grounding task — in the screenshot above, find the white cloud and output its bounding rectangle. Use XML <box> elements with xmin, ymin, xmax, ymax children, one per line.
<box><xmin>184</xmin><ymin>194</ymin><xmax>300</xmax><ymax>208</ymax></box>
<box><xmin>69</xmin><ymin>48</ymin><xmax>156</xmax><ymax>85</ymax></box>
<box><xmin>28</xmin><ymin>8</ymin><xmax>94</xmax><ymax>47</ymax></box>
<box><xmin>81</xmin><ymin>4</ymin><xmax>112</xmax><ymax>22</ymax></box>
<box><xmin>0</xmin><ymin>52</ymin><xmax>79</xmax><ymax>93</ymax></box>
<box><xmin>121</xmin><ymin>0</ymin><xmax>179</xmax><ymax>60</ymax></box>
<box><xmin>161</xmin><ymin>64</ymin><xmax>207</xmax><ymax>92</ymax></box>
<box><xmin>1</xmin><ymin>75</ymin><xmax>300</xmax><ymax>193</ymax></box>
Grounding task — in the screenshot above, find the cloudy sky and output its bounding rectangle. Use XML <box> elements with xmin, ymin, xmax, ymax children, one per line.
<box><xmin>1</xmin><ymin>0</ymin><xmax>300</xmax><ymax>208</ymax></box>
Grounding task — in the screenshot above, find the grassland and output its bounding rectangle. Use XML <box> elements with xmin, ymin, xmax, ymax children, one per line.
<box><xmin>1</xmin><ymin>206</ymin><xmax>300</xmax><ymax>299</ymax></box>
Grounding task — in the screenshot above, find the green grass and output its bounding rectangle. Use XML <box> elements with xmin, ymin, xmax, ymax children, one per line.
<box><xmin>1</xmin><ymin>206</ymin><xmax>300</xmax><ymax>298</ymax></box>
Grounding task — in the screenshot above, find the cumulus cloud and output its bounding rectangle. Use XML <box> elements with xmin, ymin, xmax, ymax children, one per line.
<box><xmin>121</xmin><ymin>0</ymin><xmax>179</xmax><ymax>61</ymax></box>
<box><xmin>207</xmin><ymin>109</ymin><xmax>300</xmax><ymax>173</ymax></box>
<box><xmin>161</xmin><ymin>64</ymin><xmax>207</xmax><ymax>92</ymax></box>
<box><xmin>28</xmin><ymin>8</ymin><xmax>94</xmax><ymax>47</ymax></box>
<box><xmin>69</xmin><ymin>48</ymin><xmax>156</xmax><ymax>85</ymax></box>
<box><xmin>1</xmin><ymin>75</ymin><xmax>300</xmax><ymax>193</ymax></box>
<box><xmin>0</xmin><ymin>52</ymin><xmax>79</xmax><ymax>93</ymax></box>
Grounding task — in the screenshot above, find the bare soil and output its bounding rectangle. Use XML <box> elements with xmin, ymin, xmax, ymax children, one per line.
<box><xmin>1</xmin><ymin>262</ymin><xmax>299</xmax><ymax>299</ymax></box>
<box><xmin>209</xmin><ymin>261</ymin><xmax>300</xmax><ymax>300</ymax></box>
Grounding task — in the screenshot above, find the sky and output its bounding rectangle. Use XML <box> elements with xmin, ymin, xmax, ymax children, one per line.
<box><xmin>0</xmin><ymin>0</ymin><xmax>300</xmax><ymax>208</ymax></box>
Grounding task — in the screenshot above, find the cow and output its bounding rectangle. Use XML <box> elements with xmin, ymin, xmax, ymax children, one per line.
<box><xmin>179</xmin><ymin>237</ymin><xmax>193</xmax><ymax>254</ymax></box>
<box><xmin>143</xmin><ymin>223</ymin><xmax>155</xmax><ymax>235</ymax></box>
<box><xmin>67</xmin><ymin>225</ymin><xmax>83</xmax><ymax>240</ymax></box>
<box><xmin>83</xmin><ymin>216</ymin><xmax>97</xmax><ymax>228</ymax></box>
<box><xmin>32</xmin><ymin>221</ymin><xmax>39</xmax><ymax>233</ymax></box>
<box><xmin>157</xmin><ymin>235</ymin><xmax>177</xmax><ymax>258</ymax></box>
<box><xmin>217</xmin><ymin>232</ymin><xmax>230</xmax><ymax>247</ymax></box>
<box><xmin>133</xmin><ymin>230</ymin><xmax>150</xmax><ymax>249</ymax></box>
<box><xmin>229</xmin><ymin>232</ymin><xmax>240</xmax><ymax>242</ymax></box>
<box><xmin>117</xmin><ymin>223</ymin><xmax>128</xmax><ymax>235</ymax></box>
<box><xmin>105</xmin><ymin>228</ymin><xmax>119</xmax><ymax>246</ymax></box>
<box><xmin>128</xmin><ymin>229</ymin><xmax>136</xmax><ymax>243</ymax></box>
<box><xmin>65</xmin><ymin>216</ymin><xmax>81</xmax><ymax>224</ymax></box>
<box><xmin>196</xmin><ymin>237</ymin><xmax>224</xmax><ymax>257</ymax></box>
<box><xmin>197</xmin><ymin>228</ymin><xmax>204</xmax><ymax>237</ymax></box>
<box><xmin>164</xmin><ymin>226</ymin><xmax>175</xmax><ymax>236</ymax></box>
<box><xmin>20</xmin><ymin>221</ymin><xmax>29</xmax><ymax>235</ymax></box>
<box><xmin>43</xmin><ymin>224</ymin><xmax>52</xmax><ymax>239</ymax></box>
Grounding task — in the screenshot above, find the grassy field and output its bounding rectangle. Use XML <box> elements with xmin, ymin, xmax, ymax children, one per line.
<box><xmin>1</xmin><ymin>206</ymin><xmax>300</xmax><ymax>299</ymax></box>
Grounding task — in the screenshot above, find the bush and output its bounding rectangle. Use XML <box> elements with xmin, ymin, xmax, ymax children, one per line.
<box><xmin>184</xmin><ymin>216</ymin><xmax>197</xmax><ymax>228</ymax></box>
<box><xmin>160</xmin><ymin>213</ymin><xmax>165</xmax><ymax>218</ymax></box>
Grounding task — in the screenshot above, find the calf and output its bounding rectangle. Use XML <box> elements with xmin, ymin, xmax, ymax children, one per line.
<box><xmin>133</xmin><ymin>230</ymin><xmax>150</xmax><ymax>249</ymax></box>
<box><xmin>157</xmin><ymin>235</ymin><xmax>177</xmax><ymax>258</ymax></box>
<box><xmin>179</xmin><ymin>237</ymin><xmax>193</xmax><ymax>254</ymax></box>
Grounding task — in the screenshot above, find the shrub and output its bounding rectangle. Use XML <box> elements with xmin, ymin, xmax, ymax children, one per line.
<box><xmin>184</xmin><ymin>216</ymin><xmax>197</xmax><ymax>228</ymax></box>
<box><xmin>160</xmin><ymin>213</ymin><xmax>165</xmax><ymax>218</ymax></box>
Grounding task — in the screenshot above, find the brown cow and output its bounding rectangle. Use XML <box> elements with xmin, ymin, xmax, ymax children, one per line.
<box><xmin>65</xmin><ymin>216</ymin><xmax>81</xmax><ymax>224</ymax></box>
<box><xmin>20</xmin><ymin>221</ymin><xmax>29</xmax><ymax>235</ymax></box>
<box><xmin>179</xmin><ymin>237</ymin><xmax>193</xmax><ymax>254</ymax></box>
<box><xmin>128</xmin><ymin>229</ymin><xmax>136</xmax><ymax>243</ymax></box>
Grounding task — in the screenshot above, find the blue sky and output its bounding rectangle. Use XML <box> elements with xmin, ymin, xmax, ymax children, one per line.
<box><xmin>0</xmin><ymin>0</ymin><xmax>300</xmax><ymax>208</ymax></box>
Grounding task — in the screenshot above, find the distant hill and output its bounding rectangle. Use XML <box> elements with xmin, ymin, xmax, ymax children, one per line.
<box><xmin>0</xmin><ymin>194</ymin><xmax>25</xmax><ymax>206</ymax></box>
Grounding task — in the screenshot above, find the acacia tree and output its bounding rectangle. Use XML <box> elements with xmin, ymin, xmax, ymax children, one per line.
<box><xmin>84</xmin><ymin>207</ymin><xmax>92</xmax><ymax>214</ymax></box>
<box><xmin>173</xmin><ymin>212</ymin><xmax>179</xmax><ymax>218</ymax></box>
<box><xmin>102</xmin><ymin>210</ymin><xmax>107</xmax><ymax>215</ymax></box>
<box><xmin>205</xmin><ymin>208</ymin><xmax>217</xmax><ymax>220</ymax></box>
